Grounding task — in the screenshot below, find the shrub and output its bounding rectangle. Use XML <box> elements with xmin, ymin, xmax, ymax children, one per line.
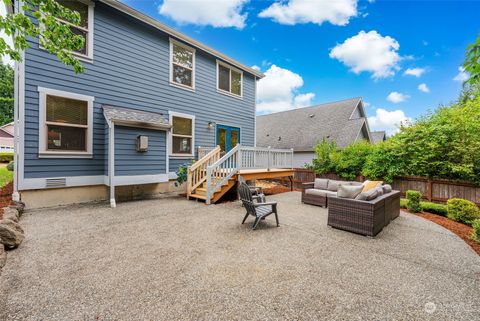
<box><xmin>0</xmin><ymin>152</ymin><xmax>13</xmax><ymax>162</ymax></box>
<box><xmin>471</xmin><ymin>219</ymin><xmax>480</xmax><ymax>243</ymax></box>
<box><xmin>400</xmin><ymin>198</ymin><xmax>408</xmax><ymax>209</ymax></box>
<box><xmin>311</xmin><ymin>137</ymin><xmax>337</xmax><ymax>175</ymax></box>
<box><xmin>6</xmin><ymin>161</ymin><xmax>13</xmax><ymax>171</ymax></box>
<box><xmin>406</xmin><ymin>190</ymin><xmax>422</xmax><ymax>213</ymax></box>
<box><xmin>420</xmin><ymin>201</ymin><xmax>448</xmax><ymax>216</ymax></box>
<box><xmin>447</xmin><ymin>198</ymin><xmax>480</xmax><ymax>225</ymax></box>
<box><xmin>331</xmin><ymin>141</ymin><xmax>373</xmax><ymax>181</ymax></box>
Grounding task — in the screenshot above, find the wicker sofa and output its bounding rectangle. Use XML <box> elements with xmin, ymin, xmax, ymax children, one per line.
<box><xmin>301</xmin><ymin>179</ymin><xmax>363</xmax><ymax>207</ymax></box>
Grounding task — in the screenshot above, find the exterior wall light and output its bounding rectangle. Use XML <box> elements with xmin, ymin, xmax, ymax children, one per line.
<box><xmin>207</xmin><ymin>121</ymin><xmax>216</xmax><ymax>129</ymax></box>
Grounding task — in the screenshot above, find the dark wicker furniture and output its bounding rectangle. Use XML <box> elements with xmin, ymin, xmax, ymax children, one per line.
<box><xmin>301</xmin><ymin>182</ymin><xmax>327</xmax><ymax>207</ymax></box>
<box><xmin>327</xmin><ymin>191</ymin><xmax>401</xmax><ymax>237</ymax></box>
<box><xmin>239</xmin><ymin>182</ymin><xmax>279</xmax><ymax>230</ymax></box>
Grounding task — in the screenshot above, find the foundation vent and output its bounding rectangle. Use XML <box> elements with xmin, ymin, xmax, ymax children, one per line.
<box><xmin>45</xmin><ymin>178</ymin><xmax>67</xmax><ymax>188</ymax></box>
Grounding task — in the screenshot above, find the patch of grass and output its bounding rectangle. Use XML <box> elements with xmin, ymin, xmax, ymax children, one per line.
<box><xmin>0</xmin><ymin>166</ymin><xmax>13</xmax><ymax>188</ymax></box>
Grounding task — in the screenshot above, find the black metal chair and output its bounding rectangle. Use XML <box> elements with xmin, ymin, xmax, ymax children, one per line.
<box><xmin>239</xmin><ymin>182</ymin><xmax>279</xmax><ymax>230</ymax></box>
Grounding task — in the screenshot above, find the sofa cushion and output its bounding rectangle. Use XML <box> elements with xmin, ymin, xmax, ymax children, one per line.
<box><xmin>344</xmin><ymin>181</ymin><xmax>363</xmax><ymax>186</ymax></box>
<box><xmin>383</xmin><ymin>184</ymin><xmax>392</xmax><ymax>193</ymax></box>
<box><xmin>327</xmin><ymin>180</ymin><xmax>342</xmax><ymax>192</ymax></box>
<box><xmin>305</xmin><ymin>189</ymin><xmax>336</xmax><ymax>197</ymax></box>
<box><xmin>362</xmin><ymin>180</ymin><xmax>383</xmax><ymax>192</ymax></box>
<box><xmin>375</xmin><ymin>186</ymin><xmax>384</xmax><ymax>197</ymax></box>
<box><xmin>314</xmin><ymin>178</ymin><xmax>329</xmax><ymax>190</ymax></box>
<box><xmin>356</xmin><ymin>188</ymin><xmax>378</xmax><ymax>201</ymax></box>
<box><xmin>337</xmin><ymin>184</ymin><xmax>364</xmax><ymax>199</ymax></box>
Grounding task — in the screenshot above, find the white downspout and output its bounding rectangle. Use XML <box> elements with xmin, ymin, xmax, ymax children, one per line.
<box><xmin>108</xmin><ymin>121</ymin><xmax>116</xmax><ymax>208</ymax></box>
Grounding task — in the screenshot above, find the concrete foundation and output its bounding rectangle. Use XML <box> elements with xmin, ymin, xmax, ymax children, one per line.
<box><xmin>20</xmin><ymin>181</ymin><xmax>186</xmax><ymax>209</ymax></box>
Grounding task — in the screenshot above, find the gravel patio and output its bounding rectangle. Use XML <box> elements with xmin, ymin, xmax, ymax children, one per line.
<box><xmin>0</xmin><ymin>191</ymin><xmax>479</xmax><ymax>320</ymax></box>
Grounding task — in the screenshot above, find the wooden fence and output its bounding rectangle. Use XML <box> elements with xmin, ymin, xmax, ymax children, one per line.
<box><xmin>277</xmin><ymin>169</ymin><xmax>480</xmax><ymax>205</ymax></box>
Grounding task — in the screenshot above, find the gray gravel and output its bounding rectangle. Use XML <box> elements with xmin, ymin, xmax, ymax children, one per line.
<box><xmin>0</xmin><ymin>191</ymin><xmax>479</xmax><ymax>321</ymax></box>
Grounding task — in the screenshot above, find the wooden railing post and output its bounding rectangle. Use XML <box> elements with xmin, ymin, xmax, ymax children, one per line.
<box><xmin>267</xmin><ymin>146</ymin><xmax>271</xmax><ymax>171</ymax></box>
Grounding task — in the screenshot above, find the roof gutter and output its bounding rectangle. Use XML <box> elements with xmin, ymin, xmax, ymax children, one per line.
<box><xmin>100</xmin><ymin>0</ymin><xmax>264</xmax><ymax>79</ymax></box>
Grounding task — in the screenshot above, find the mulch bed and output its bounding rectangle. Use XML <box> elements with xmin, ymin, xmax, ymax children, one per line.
<box><xmin>406</xmin><ymin>210</ymin><xmax>480</xmax><ymax>256</ymax></box>
<box><xmin>262</xmin><ymin>185</ymin><xmax>301</xmax><ymax>195</ymax></box>
<box><xmin>0</xmin><ymin>181</ymin><xmax>13</xmax><ymax>219</ymax></box>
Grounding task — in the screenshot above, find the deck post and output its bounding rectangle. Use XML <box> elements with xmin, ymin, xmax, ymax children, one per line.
<box><xmin>291</xmin><ymin>148</ymin><xmax>294</xmax><ymax>169</ymax></box>
<box><xmin>108</xmin><ymin>122</ymin><xmax>116</xmax><ymax>208</ymax></box>
<box><xmin>267</xmin><ymin>146</ymin><xmax>271</xmax><ymax>171</ymax></box>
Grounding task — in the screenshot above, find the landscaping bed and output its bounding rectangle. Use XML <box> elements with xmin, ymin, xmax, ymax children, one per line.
<box><xmin>0</xmin><ymin>181</ymin><xmax>13</xmax><ymax>219</ymax></box>
<box><xmin>256</xmin><ymin>180</ymin><xmax>300</xmax><ymax>195</ymax></box>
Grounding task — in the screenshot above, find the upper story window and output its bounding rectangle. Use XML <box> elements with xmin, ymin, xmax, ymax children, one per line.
<box><xmin>38</xmin><ymin>87</ymin><xmax>94</xmax><ymax>158</ymax></box>
<box><xmin>55</xmin><ymin>0</ymin><xmax>94</xmax><ymax>60</ymax></box>
<box><xmin>170</xmin><ymin>39</ymin><xmax>195</xmax><ymax>90</ymax></box>
<box><xmin>217</xmin><ymin>61</ymin><xmax>243</xmax><ymax>98</ymax></box>
<box><xmin>169</xmin><ymin>112</ymin><xmax>195</xmax><ymax>157</ymax></box>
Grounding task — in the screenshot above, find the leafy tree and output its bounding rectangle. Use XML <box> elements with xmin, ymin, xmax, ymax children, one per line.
<box><xmin>331</xmin><ymin>140</ymin><xmax>372</xmax><ymax>180</ymax></box>
<box><xmin>0</xmin><ymin>62</ymin><xmax>14</xmax><ymax>125</ymax></box>
<box><xmin>463</xmin><ymin>33</ymin><xmax>480</xmax><ymax>86</ymax></box>
<box><xmin>310</xmin><ymin>137</ymin><xmax>337</xmax><ymax>175</ymax></box>
<box><xmin>0</xmin><ymin>0</ymin><xmax>85</xmax><ymax>73</ymax></box>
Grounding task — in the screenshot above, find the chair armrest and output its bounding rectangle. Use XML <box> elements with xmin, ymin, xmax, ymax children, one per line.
<box><xmin>254</xmin><ymin>201</ymin><xmax>277</xmax><ymax>207</ymax></box>
<box><xmin>302</xmin><ymin>182</ymin><xmax>314</xmax><ymax>190</ymax></box>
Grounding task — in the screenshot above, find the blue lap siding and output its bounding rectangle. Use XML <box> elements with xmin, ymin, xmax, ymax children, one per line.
<box><xmin>22</xmin><ymin>1</ymin><xmax>256</xmax><ymax>182</ymax></box>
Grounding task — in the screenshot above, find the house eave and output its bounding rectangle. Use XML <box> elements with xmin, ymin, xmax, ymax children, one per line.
<box><xmin>99</xmin><ymin>0</ymin><xmax>264</xmax><ymax>79</ymax></box>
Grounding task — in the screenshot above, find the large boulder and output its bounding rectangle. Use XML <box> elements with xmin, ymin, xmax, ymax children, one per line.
<box><xmin>0</xmin><ymin>219</ymin><xmax>24</xmax><ymax>249</ymax></box>
<box><xmin>0</xmin><ymin>245</ymin><xmax>6</xmax><ymax>269</ymax></box>
<box><xmin>9</xmin><ymin>201</ymin><xmax>25</xmax><ymax>216</ymax></box>
<box><xmin>2</xmin><ymin>208</ymin><xmax>19</xmax><ymax>223</ymax></box>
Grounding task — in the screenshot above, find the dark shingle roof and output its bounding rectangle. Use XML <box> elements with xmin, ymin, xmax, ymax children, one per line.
<box><xmin>256</xmin><ymin>98</ymin><xmax>370</xmax><ymax>151</ymax></box>
<box><xmin>103</xmin><ymin>105</ymin><xmax>171</xmax><ymax>129</ymax></box>
<box><xmin>370</xmin><ymin>131</ymin><xmax>386</xmax><ymax>143</ymax></box>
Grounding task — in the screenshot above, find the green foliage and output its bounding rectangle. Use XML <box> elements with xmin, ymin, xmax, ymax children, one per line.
<box><xmin>0</xmin><ymin>166</ymin><xmax>13</xmax><ymax>188</ymax></box>
<box><xmin>400</xmin><ymin>198</ymin><xmax>408</xmax><ymax>209</ymax></box>
<box><xmin>0</xmin><ymin>0</ymin><xmax>86</xmax><ymax>73</ymax></box>
<box><xmin>0</xmin><ymin>152</ymin><xmax>13</xmax><ymax>162</ymax></box>
<box><xmin>0</xmin><ymin>63</ymin><xmax>14</xmax><ymax>125</ymax></box>
<box><xmin>6</xmin><ymin>161</ymin><xmax>13</xmax><ymax>171</ymax></box>
<box><xmin>406</xmin><ymin>190</ymin><xmax>422</xmax><ymax>213</ymax></box>
<box><xmin>471</xmin><ymin>219</ymin><xmax>480</xmax><ymax>243</ymax></box>
<box><xmin>447</xmin><ymin>198</ymin><xmax>480</xmax><ymax>226</ymax></box>
<box><xmin>331</xmin><ymin>140</ymin><xmax>372</xmax><ymax>180</ymax></box>
<box><xmin>176</xmin><ymin>161</ymin><xmax>194</xmax><ymax>185</ymax></box>
<box><xmin>463</xmin><ymin>33</ymin><xmax>480</xmax><ymax>86</ymax></box>
<box><xmin>311</xmin><ymin>137</ymin><xmax>337</xmax><ymax>175</ymax></box>
<box><xmin>420</xmin><ymin>201</ymin><xmax>448</xmax><ymax>216</ymax></box>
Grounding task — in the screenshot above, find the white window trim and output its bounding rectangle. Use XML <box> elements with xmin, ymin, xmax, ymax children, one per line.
<box><xmin>216</xmin><ymin>60</ymin><xmax>243</xmax><ymax>99</ymax></box>
<box><xmin>38</xmin><ymin>87</ymin><xmax>94</xmax><ymax>158</ymax></box>
<box><xmin>169</xmin><ymin>111</ymin><xmax>195</xmax><ymax>158</ymax></box>
<box><xmin>169</xmin><ymin>38</ymin><xmax>196</xmax><ymax>91</ymax></box>
<box><xmin>40</xmin><ymin>0</ymin><xmax>94</xmax><ymax>62</ymax></box>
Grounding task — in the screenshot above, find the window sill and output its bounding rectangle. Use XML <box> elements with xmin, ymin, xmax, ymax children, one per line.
<box><xmin>39</xmin><ymin>46</ymin><xmax>93</xmax><ymax>64</ymax></box>
<box><xmin>169</xmin><ymin>81</ymin><xmax>195</xmax><ymax>93</ymax></box>
<box><xmin>217</xmin><ymin>89</ymin><xmax>243</xmax><ymax>100</ymax></box>
<box><xmin>39</xmin><ymin>152</ymin><xmax>93</xmax><ymax>159</ymax></box>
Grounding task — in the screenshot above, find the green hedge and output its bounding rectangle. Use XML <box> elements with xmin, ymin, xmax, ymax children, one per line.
<box><xmin>400</xmin><ymin>198</ymin><xmax>448</xmax><ymax>217</ymax></box>
<box><xmin>406</xmin><ymin>190</ymin><xmax>422</xmax><ymax>213</ymax></box>
<box><xmin>471</xmin><ymin>219</ymin><xmax>480</xmax><ymax>243</ymax></box>
<box><xmin>6</xmin><ymin>161</ymin><xmax>13</xmax><ymax>171</ymax></box>
<box><xmin>447</xmin><ymin>198</ymin><xmax>480</xmax><ymax>226</ymax></box>
<box><xmin>0</xmin><ymin>152</ymin><xmax>13</xmax><ymax>162</ymax></box>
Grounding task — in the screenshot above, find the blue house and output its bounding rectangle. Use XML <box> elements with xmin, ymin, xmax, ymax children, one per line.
<box><xmin>12</xmin><ymin>0</ymin><xmax>293</xmax><ymax>208</ymax></box>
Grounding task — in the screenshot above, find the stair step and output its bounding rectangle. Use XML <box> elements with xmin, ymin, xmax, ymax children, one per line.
<box><xmin>189</xmin><ymin>193</ymin><xmax>206</xmax><ymax>200</ymax></box>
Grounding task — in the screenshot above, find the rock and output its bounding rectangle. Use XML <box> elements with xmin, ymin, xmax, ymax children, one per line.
<box><xmin>2</xmin><ymin>208</ymin><xmax>19</xmax><ymax>223</ymax></box>
<box><xmin>9</xmin><ymin>201</ymin><xmax>25</xmax><ymax>216</ymax></box>
<box><xmin>0</xmin><ymin>220</ymin><xmax>24</xmax><ymax>249</ymax></box>
<box><xmin>0</xmin><ymin>245</ymin><xmax>6</xmax><ymax>268</ymax></box>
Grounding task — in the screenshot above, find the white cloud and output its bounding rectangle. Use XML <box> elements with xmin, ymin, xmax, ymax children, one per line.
<box><xmin>404</xmin><ymin>67</ymin><xmax>425</xmax><ymax>77</ymax></box>
<box><xmin>251</xmin><ymin>65</ymin><xmax>261</xmax><ymax>71</ymax></box>
<box><xmin>453</xmin><ymin>67</ymin><xmax>469</xmax><ymax>82</ymax></box>
<box><xmin>1</xmin><ymin>2</ymin><xmax>14</xmax><ymax>66</ymax></box>
<box><xmin>368</xmin><ymin>108</ymin><xmax>412</xmax><ymax>135</ymax></box>
<box><xmin>329</xmin><ymin>30</ymin><xmax>401</xmax><ymax>79</ymax></box>
<box><xmin>256</xmin><ymin>64</ymin><xmax>315</xmax><ymax>114</ymax></box>
<box><xmin>158</xmin><ymin>0</ymin><xmax>248</xmax><ymax>29</ymax></box>
<box><xmin>258</xmin><ymin>0</ymin><xmax>358</xmax><ymax>26</ymax></box>
<box><xmin>387</xmin><ymin>91</ymin><xmax>409</xmax><ymax>103</ymax></box>
<box><xmin>418</xmin><ymin>83</ymin><xmax>430</xmax><ymax>93</ymax></box>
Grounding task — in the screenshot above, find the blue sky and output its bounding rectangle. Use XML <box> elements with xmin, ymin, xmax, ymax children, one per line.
<box><xmin>121</xmin><ymin>0</ymin><xmax>479</xmax><ymax>134</ymax></box>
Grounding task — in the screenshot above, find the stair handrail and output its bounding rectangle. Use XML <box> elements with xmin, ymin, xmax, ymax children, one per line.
<box><xmin>205</xmin><ymin>144</ymin><xmax>241</xmax><ymax>204</ymax></box>
<box><xmin>187</xmin><ymin>145</ymin><xmax>221</xmax><ymax>197</ymax></box>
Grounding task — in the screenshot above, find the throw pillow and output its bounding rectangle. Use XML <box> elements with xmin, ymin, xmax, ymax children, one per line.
<box><xmin>362</xmin><ymin>180</ymin><xmax>383</xmax><ymax>192</ymax></box>
<box><xmin>383</xmin><ymin>184</ymin><xmax>392</xmax><ymax>193</ymax></box>
<box><xmin>337</xmin><ymin>184</ymin><xmax>364</xmax><ymax>199</ymax></box>
<box><xmin>356</xmin><ymin>188</ymin><xmax>378</xmax><ymax>201</ymax></box>
<box><xmin>375</xmin><ymin>186</ymin><xmax>384</xmax><ymax>196</ymax></box>
<box><xmin>327</xmin><ymin>180</ymin><xmax>341</xmax><ymax>192</ymax></box>
<box><xmin>314</xmin><ymin>178</ymin><xmax>329</xmax><ymax>190</ymax></box>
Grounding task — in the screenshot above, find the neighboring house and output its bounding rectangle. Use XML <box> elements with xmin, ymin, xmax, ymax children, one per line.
<box><xmin>11</xmin><ymin>0</ymin><xmax>263</xmax><ymax>208</ymax></box>
<box><xmin>256</xmin><ymin>98</ymin><xmax>372</xmax><ymax>168</ymax></box>
<box><xmin>0</xmin><ymin>122</ymin><xmax>14</xmax><ymax>153</ymax></box>
<box><xmin>370</xmin><ymin>131</ymin><xmax>387</xmax><ymax>144</ymax></box>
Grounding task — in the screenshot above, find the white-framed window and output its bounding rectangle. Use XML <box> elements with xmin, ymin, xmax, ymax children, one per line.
<box><xmin>53</xmin><ymin>0</ymin><xmax>94</xmax><ymax>60</ymax></box>
<box><xmin>38</xmin><ymin>87</ymin><xmax>94</xmax><ymax>158</ymax></box>
<box><xmin>169</xmin><ymin>111</ymin><xmax>195</xmax><ymax>157</ymax></box>
<box><xmin>169</xmin><ymin>38</ymin><xmax>196</xmax><ymax>90</ymax></box>
<box><xmin>217</xmin><ymin>60</ymin><xmax>243</xmax><ymax>98</ymax></box>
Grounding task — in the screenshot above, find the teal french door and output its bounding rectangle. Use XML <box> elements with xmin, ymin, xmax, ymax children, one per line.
<box><xmin>216</xmin><ymin>125</ymin><xmax>240</xmax><ymax>152</ymax></box>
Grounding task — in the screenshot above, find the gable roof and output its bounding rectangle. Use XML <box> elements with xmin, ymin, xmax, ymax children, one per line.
<box><xmin>103</xmin><ymin>105</ymin><xmax>171</xmax><ymax>129</ymax></box>
<box><xmin>100</xmin><ymin>0</ymin><xmax>263</xmax><ymax>79</ymax></box>
<box><xmin>0</xmin><ymin>122</ymin><xmax>14</xmax><ymax>137</ymax></box>
<box><xmin>256</xmin><ymin>98</ymin><xmax>372</xmax><ymax>151</ymax></box>
<box><xmin>370</xmin><ymin>131</ymin><xmax>386</xmax><ymax>143</ymax></box>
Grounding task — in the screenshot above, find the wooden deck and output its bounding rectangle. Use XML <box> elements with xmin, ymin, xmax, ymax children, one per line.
<box><xmin>237</xmin><ymin>168</ymin><xmax>295</xmax><ymax>181</ymax></box>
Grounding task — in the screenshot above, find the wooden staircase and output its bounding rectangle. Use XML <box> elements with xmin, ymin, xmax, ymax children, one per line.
<box><xmin>189</xmin><ymin>175</ymin><xmax>237</xmax><ymax>203</ymax></box>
